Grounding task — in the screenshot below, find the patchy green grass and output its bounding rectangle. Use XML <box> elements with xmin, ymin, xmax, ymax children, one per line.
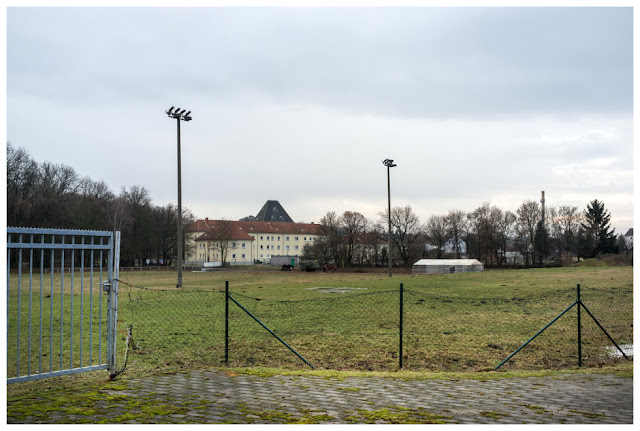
<box><xmin>348</xmin><ymin>407</ymin><xmax>454</xmax><ymax>424</ymax></box>
<box><xmin>6</xmin><ymin>379</ymin><xmax>190</xmax><ymax>424</ymax></box>
<box><xmin>480</xmin><ymin>410</ymin><xmax>511</xmax><ymax>419</ymax></box>
<box><xmin>8</xmin><ymin>267</ymin><xmax>633</xmax><ymax>387</ymax></box>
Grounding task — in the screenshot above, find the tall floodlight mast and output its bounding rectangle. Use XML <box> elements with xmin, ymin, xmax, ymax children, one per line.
<box><xmin>383</xmin><ymin>159</ymin><xmax>397</xmax><ymax>277</ymax></box>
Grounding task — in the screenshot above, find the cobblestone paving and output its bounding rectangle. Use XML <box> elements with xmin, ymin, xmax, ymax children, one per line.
<box><xmin>8</xmin><ymin>370</ymin><xmax>633</xmax><ymax>424</ymax></box>
<box><xmin>109</xmin><ymin>370</ymin><xmax>633</xmax><ymax>424</ymax></box>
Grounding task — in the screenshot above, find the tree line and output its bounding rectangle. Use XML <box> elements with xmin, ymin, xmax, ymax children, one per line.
<box><xmin>303</xmin><ymin>199</ymin><xmax>624</xmax><ymax>268</ymax></box>
<box><xmin>7</xmin><ymin>142</ymin><xmax>625</xmax><ymax>269</ymax></box>
<box><xmin>7</xmin><ymin>143</ymin><xmax>195</xmax><ymax>266</ymax></box>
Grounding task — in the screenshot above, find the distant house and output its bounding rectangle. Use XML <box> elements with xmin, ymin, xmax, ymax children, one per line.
<box><xmin>185</xmin><ymin>218</ymin><xmax>321</xmax><ymax>265</ymax></box>
<box><xmin>424</xmin><ymin>238</ymin><xmax>467</xmax><ymax>258</ymax></box>
<box><xmin>412</xmin><ymin>259</ymin><xmax>484</xmax><ymax>275</ymax></box>
<box><xmin>624</xmin><ymin>228</ymin><xmax>633</xmax><ymax>251</ymax></box>
<box><xmin>186</xmin><ymin>200</ymin><xmax>320</xmax><ymax>265</ymax></box>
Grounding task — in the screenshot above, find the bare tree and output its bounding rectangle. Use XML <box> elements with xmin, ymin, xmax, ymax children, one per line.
<box><xmin>340</xmin><ymin>211</ymin><xmax>369</xmax><ymax>267</ymax></box>
<box><xmin>444</xmin><ymin>209</ymin><xmax>466</xmax><ymax>259</ymax></box>
<box><xmin>379</xmin><ymin>205</ymin><xmax>424</xmax><ymax>267</ymax></box>
<box><xmin>425</xmin><ymin>214</ymin><xmax>448</xmax><ymax>258</ymax></box>
<box><xmin>209</xmin><ymin>219</ymin><xmax>237</xmax><ymax>266</ymax></box>
<box><xmin>516</xmin><ymin>200</ymin><xmax>541</xmax><ymax>267</ymax></box>
<box><xmin>496</xmin><ymin>210</ymin><xmax>517</xmax><ymax>266</ymax></box>
<box><xmin>319</xmin><ymin>211</ymin><xmax>342</xmax><ymax>264</ymax></box>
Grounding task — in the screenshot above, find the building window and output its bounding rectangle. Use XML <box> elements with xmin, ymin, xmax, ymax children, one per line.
<box><xmin>232</xmin><ymin>254</ymin><xmax>236</xmax><ymax>259</ymax></box>
<box><xmin>285</xmin><ymin>245</ymin><xmax>290</xmax><ymax>250</ymax></box>
<box><xmin>295</xmin><ymin>246</ymin><xmax>299</xmax><ymax>250</ymax></box>
<box><xmin>260</xmin><ymin>236</ymin><xmax>264</xmax><ymax>240</ymax></box>
<box><xmin>260</xmin><ymin>245</ymin><xmax>264</xmax><ymax>249</ymax></box>
<box><xmin>242</xmin><ymin>254</ymin><xmax>246</xmax><ymax>259</ymax></box>
<box><xmin>277</xmin><ymin>236</ymin><xmax>280</xmax><ymax>240</ymax></box>
<box><xmin>286</xmin><ymin>236</ymin><xmax>290</xmax><ymax>241</ymax></box>
<box><xmin>232</xmin><ymin>242</ymin><xmax>236</xmax><ymax>248</ymax></box>
<box><xmin>242</xmin><ymin>243</ymin><xmax>246</xmax><ymax>248</ymax></box>
<box><xmin>295</xmin><ymin>237</ymin><xmax>299</xmax><ymax>241</ymax></box>
<box><xmin>277</xmin><ymin>245</ymin><xmax>281</xmax><ymax>250</ymax></box>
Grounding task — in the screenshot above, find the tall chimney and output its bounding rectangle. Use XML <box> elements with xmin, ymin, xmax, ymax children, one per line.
<box><xmin>541</xmin><ymin>191</ymin><xmax>546</xmax><ymax>225</ymax></box>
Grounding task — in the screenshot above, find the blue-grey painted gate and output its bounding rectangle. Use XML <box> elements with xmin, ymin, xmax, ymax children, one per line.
<box><xmin>7</xmin><ymin>228</ymin><xmax>120</xmax><ymax>384</ymax></box>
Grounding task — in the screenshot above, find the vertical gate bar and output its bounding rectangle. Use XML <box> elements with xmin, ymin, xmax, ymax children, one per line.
<box><xmin>17</xmin><ymin>234</ymin><xmax>23</xmax><ymax>378</ymax></box>
<box><xmin>89</xmin><ymin>238</ymin><xmax>94</xmax><ymax>366</ymax></box>
<box><xmin>106</xmin><ymin>234</ymin><xmax>112</xmax><ymax>374</ymax></box>
<box><xmin>28</xmin><ymin>234</ymin><xmax>34</xmax><ymax>376</ymax></box>
<box><xmin>577</xmin><ymin>284</ymin><xmax>582</xmax><ymax>367</ymax></box>
<box><xmin>110</xmin><ymin>231</ymin><xmax>121</xmax><ymax>376</ymax></box>
<box><xmin>99</xmin><ymin>237</ymin><xmax>103</xmax><ymax>363</ymax></box>
<box><xmin>225</xmin><ymin>280</ymin><xmax>229</xmax><ymax>365</ymax></box>
<box><xmin>6</xmin><ymin>233</ymin><xmax>10</xmax><ymax>377</ymax></box>
<box><xmin>106</xmin><ymin>232</ymin><xmax>116</xmax><ymax>375</ymax></box>
<box><xmin>60</xmin><ymin>235</ymin><xmax>64</xmax><ymax>371</ymax></box>
<box><xmin>399</xmin><ymin>283</ymin><xmax>404</xmax><ymax>370</ymax></box>
<box><xmin>80</xmin><ymin>236</ymin><xmax>84</xmax><ymax>367</ymax></box>
<box><xmin>70</xmin><ymin>236</ymin><xmax>75</xmax><ymax>369</ymax></box>
<box><xmin>39</xmin><ymin>235</ymin><xmax>44</xmax><ymax>374</ymax></box>
<box><xmin>50</xmin><ymin>234</ymin><xmax>55</xmax><ymax>372</ymax></box>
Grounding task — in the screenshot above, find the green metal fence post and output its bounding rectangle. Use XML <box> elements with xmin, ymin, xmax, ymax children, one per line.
<box><xmin>577</xmin><ymin>284</ymin><xmax>582</xmax><ymax>367</ymax></box>
<box><xmin>225</xmin><ymin>280</ymin><xmax>229</xmax><ymax>365</ymax></box>
<box><xmin>399</xmin><ymin>283</ymin><xmax>404</xmax><ymax>369</ymax></box>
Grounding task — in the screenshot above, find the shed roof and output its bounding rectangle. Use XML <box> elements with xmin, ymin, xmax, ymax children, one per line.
<box><xmin>413</xmin><ymin>259</ymin><xmax>483</xmax><ymax>266</ymax></box>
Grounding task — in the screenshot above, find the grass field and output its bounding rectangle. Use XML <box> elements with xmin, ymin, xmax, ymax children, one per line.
<box><xmin>8</xmin><ymin>265</ymin><xmax>633</xmax><ymax>382</ymax></box>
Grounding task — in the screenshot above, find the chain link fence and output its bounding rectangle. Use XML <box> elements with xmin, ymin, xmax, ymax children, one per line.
<box><xmin>115</xmin><ymin>279</ymin><xmax>632</xmax><ymax>375</ymax></box>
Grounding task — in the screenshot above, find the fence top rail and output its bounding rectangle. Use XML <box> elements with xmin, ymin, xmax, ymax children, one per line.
<box><xmin>7</xmin><ymin>227</ymin><xmax>115</xmax><ymax>237</ymax></box>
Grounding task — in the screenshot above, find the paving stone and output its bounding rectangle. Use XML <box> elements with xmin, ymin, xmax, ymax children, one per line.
<box><xmin>9</xmin><ymin>369</ymin><xmax>634</xmax><ymax>424</ymax></box>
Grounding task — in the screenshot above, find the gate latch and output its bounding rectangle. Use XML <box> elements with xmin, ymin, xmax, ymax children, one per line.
<box><xmin>102</xmin><ymin>280</ymin><xmax>111</xmax><ymax>293</ymax></box>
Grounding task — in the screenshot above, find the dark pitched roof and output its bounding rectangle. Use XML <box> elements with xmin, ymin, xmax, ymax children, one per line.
<box><xmin>254</xmin><ymin>200</ymin><xmax>294</xmax><ymax>223</ymax></box>
<box><xmin>625</xmin><ymin>228</ymin><xmax>633</xmax><ymax>236</ymax></box>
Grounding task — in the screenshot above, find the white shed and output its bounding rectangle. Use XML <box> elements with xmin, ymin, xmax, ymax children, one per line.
<box><xmin>412</xmin><ymin>259</ymin><xmax>484</xmax><ymax>275</ymax></box>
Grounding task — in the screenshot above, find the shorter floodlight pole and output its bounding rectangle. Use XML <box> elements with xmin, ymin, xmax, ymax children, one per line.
<box><xmin>383</xmin><ymin>159</ymin><xmax>396</xmax><ymax>278</ymax></box>
<box><xmin>166</xmin><ymin>107</ymin><xmax>192</xmax><ymax>288</ymax></box>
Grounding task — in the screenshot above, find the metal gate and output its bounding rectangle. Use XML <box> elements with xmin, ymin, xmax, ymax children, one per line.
<box><xmin>7</xmin><ymin>228</ymin><xmax>120</xmax><ymax>384</ymax></box>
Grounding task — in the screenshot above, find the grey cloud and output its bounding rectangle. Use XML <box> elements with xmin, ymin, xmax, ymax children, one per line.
<box><xmin>8</xmin><ymin>7</ymin><xmax>632</xmax><ymax>119</ymax></box>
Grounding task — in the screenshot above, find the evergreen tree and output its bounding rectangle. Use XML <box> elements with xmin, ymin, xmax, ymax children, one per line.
<box><xmin>580</xmin><ymin>199</ymin><xmax>617</xmax><ymax>258</ymax></box>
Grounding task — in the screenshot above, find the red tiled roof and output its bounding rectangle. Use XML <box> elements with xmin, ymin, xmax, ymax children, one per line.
<box><xmin>186</xmin><ymin>219</ymin><xmax>322</xmax><ymax>238</ymax></box>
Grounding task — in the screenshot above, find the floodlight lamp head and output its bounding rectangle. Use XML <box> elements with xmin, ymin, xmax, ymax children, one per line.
<box><xmin>166</xmin><ymin>106</ymin><xmax>175</xmax><ymax>115</ymax></box>
<box><xmin>383</xmin><ymin>159</ymin><xmax>396</xmax><ymax>168</ymax></box>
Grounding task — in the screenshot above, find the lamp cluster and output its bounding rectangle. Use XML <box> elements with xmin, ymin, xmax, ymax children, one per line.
<box><xmin>166</xmin><ymin>106</ymin><xmax>192</xmax><ymax>121</ymax></box>
<box><xmin>382</xmin><ymin>159</ymin><xmax>397</xmax><ymax>168</ymax></box>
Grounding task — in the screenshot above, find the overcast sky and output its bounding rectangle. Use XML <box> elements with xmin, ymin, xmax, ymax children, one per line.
<box><xmin>5</xmin><ymin>4</ymin><xmax>635</xmax><ymax>233</ymax></box>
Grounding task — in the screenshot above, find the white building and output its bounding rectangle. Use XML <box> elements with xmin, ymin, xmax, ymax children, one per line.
<box><xmin>412</xmin><ymin>259</ymin><xmax>484</xmax><ymax>275</ymax></box>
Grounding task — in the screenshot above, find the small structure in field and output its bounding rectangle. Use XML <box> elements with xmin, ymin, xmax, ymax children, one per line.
<box><xmin>412</xmin><ymin>259</ymin><xmax>484</xmax><ymax>275</ymax></box>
